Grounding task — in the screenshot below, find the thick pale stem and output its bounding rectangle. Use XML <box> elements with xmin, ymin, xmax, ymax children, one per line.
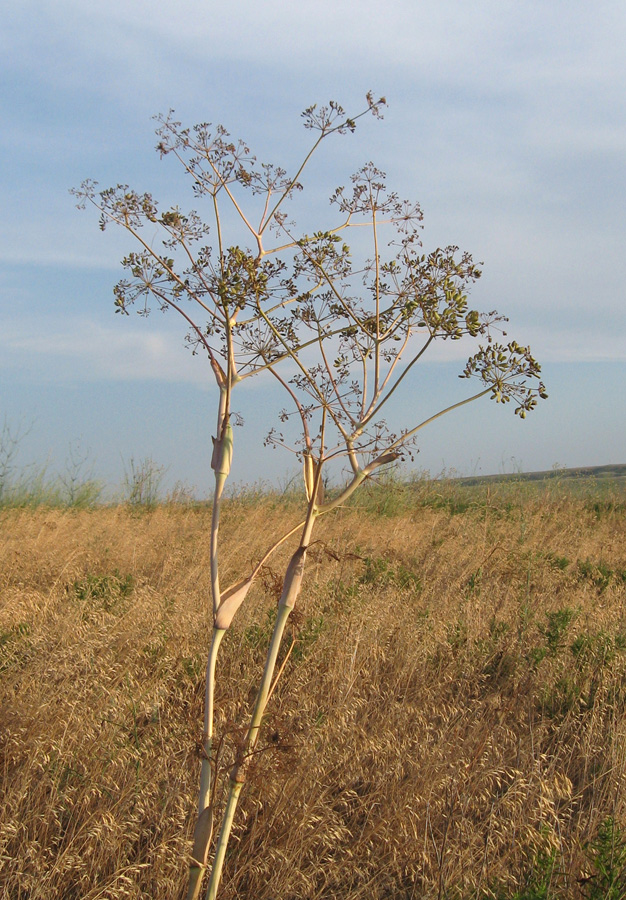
<box><xmin>200</xmin><ymin>628</ymin><xmax>227</xmax><ymax>809</ymax></box>
<box><xmin>210</xmin><ymin>390</ymin><xmax>232</xmax><ymax>617</ymax></box>
<box><xmin>204</xmin><ymin>541</ymin><xmax>310</xmax><ymax>900</ymax></box>
<box><xmin>204</xmin><ymin>782</ymin><xmax>244</xmax><ymax>900</ymax></box>
<box><xmin>209</xmin><ymin>497</ymin><xmax>221</xmax><ymax>620</ymax></box>
<box><xmin>245</xmin><ymin>601</ymin><xmax>295</xmax><ymax>756</ymax></box>
<box><xmin>316</xmin><ymin>470</ymin><xmax>366</xmax><ymax>514</ymax></box>
<box><xmin>187</xmin><ymin>627</ymin><xmax>227</xmax><ymax>900</ymax></box>
<box><xmin>188</xmin><ymin>386</ymin><xmax>232</xmax><ymax>900</ymax></box>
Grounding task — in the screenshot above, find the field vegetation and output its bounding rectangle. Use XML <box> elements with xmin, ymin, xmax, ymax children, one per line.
<box><xmin>2</xmin><ymin>473</ymin><xmax>626</xmax><ymax>898</ymax></box>
<box><xmin>70</xmin><ymin>97</ymin><xmax>549</xmax><ymax>900</ymax></box>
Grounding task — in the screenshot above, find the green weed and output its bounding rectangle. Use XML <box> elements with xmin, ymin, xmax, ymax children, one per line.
<box><xmin>583</xmin><ymin>817</ymin><xmax>626</xmax><ymax>900</ymax></box>
<box><xmin>539</xmin><ymin>607</ymin><xmax>577</xmax><ymax>656</ymax></box>
<box><xmin>123</xmin><ymin>456</ymin><xmax>166</xmax><ymax>509</ymax></box>
<box><xmin>544</xmin><ymin>552</ymin><xmax>570</xmax><ymax>571</ymax></box>
<box><xmin>359</xmin><ymin>554</ymin><xmax>421</xmax><ymax>591</ymax></box>
<box><xmin>0</xmin><ymin>622</ymin><xmax>32</xmax><ymax>673</ymax></box>
<box><xmin>577</xmin><ymin>560</ymin><xmax>614</xmax><ymax>593</ymax></box>
<box><xmin>243</xmin><ymin>607</ymin><xmax>278</xmax><ymax>651</ymax></box>
<box><xmin>72</xmin><ymin>570</ymin><xmax>135</xmax><ymax>613</ymax></box>
<box><xmin>480</xmin><ymin>844</ymin><xmax>560</xmax><ymax>899</ymax></box>
<box><xmin>180</xmin><ymin>655</ymin><xmax>204</xmax><ymax>683</ymax></box>
<box><xmin>446</xmin><ymin>619</ymin><xmax>469</xmax><ymax>654</ymax></box>
<box><xmin>526</xmin><ymin>607</ymin><xmax>577</xmax><ymax>669</ymax></box>
<box><xmin>420</xmin><ymin>491</ymin><xmax>474</xmax><ymax>516</ymax></box>
<box><xmin>586</xmin><ymin>498</ymin><xmax>626</xmax><ymax>519</ymax></box>
<box><xmin>291</xmin><ymin>614</ymin><xmax>325</xmax><ymax>662</ymax></box>
<box><xmin>571</xmin><ymin>630</ymin><xmax>626</xmax><ymax>669</ymax></box>
<box><xmin>466</xmin><ymin>568</ymin><xmax>482</xmax><ymax>595</ymax></box>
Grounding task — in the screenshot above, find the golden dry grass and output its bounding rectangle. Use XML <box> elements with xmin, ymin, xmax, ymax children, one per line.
<box><xmin>1</xmin><ymin>483</ymin><xmax>626</xmax><ymax>899</ymax></box>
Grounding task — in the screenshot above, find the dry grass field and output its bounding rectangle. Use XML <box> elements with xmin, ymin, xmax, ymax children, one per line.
<box><xmin>2</xmin><ymin>479</ymin><xmax>626</xmax><ymax>899</ymax></box>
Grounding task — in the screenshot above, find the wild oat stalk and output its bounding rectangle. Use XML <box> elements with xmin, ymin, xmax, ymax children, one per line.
<box><xmin>72</xmin><ymin>93</ymin><xmax>547</xmax><ymax>899</ymax></box>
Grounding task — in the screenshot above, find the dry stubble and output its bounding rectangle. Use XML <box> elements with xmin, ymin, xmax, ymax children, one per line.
<box><xmin>1</xmin><ymin>485</ymin><xmax>626</xmax><ymax>898</ymax></box>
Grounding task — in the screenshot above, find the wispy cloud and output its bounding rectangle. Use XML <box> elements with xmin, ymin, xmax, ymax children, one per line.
<box><xmin>0</xmin><ymin>317</ymin><xmax>212</xmax><ymax>385</ymax></box>
<box><xmin>2</xmin><ymin>0</ymin><xmax>625</xmax><ymax>479</ymax></box>
<box><xmin>2</xmin><ymin>307</ymin><xmax>624</xmax><ymax>401</ymax></box>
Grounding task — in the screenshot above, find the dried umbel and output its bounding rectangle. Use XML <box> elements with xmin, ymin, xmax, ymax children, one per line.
<box><xmin>73</xmin><ymin>92</ymin><xmax>546</xmax><ymax>899</ymax></box>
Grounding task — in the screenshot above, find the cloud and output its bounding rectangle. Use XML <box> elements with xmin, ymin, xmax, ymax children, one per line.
<box><xmin>2</xmin><ymin>301</ymin><xmax>624</xmax><ymax>407</ymax></box>
<box><xmin>0</xmin><ymin>316</ymin><xmax>212</xmax><ymax>385</ymax></box>
<box><xmin>520</xmin><ymin>327</ymin><xmax>626</xmax><ymax>364</ymax></box>
<box><xmin>2</xmin><ymin>0</ymin><xmax>625</xmax><ymax>489</ymax></box>
<box><xmin>8</xmin><ymin>1</ymin><xmax>625</xmax><ymax>102</ymax></box>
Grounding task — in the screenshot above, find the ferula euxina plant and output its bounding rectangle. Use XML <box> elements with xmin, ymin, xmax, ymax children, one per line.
<box><xmin>73</xmin><ymin>93</ymin><xmax>547</xmax><ymax>899</ymax></box>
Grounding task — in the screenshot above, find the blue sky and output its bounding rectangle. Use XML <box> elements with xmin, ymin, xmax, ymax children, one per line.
<box><xmin>2</xmin><ymin>0</ymin><xmax>625</xmax><ymax>495</ymax></box>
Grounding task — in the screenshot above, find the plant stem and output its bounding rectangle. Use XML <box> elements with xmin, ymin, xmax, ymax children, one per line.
<box><xmin>188</xmin><ymin>387</ymin><xmax>232</xmax><ymax>900</ymax></box>
<box><xmin>204</xmin><ymin>781</ymin><xmax>244</xmax><ymax>900</ymax></box>
<box><xmin>210</xmin><ymin>389</ymin><xmax>230</xmax><ymax>616</ymax></box>
<box><xmin>200</xmin><ymin>628</ymin><xmax>226</xmax><ymax>811</ymax></box>
<box><xmin>187</xmin><ymin>626</ymin><xmax>226</xmax><ymax>900</ymax></box>
<box><xmin>204</xmin><ymin>530</ymin><xmax>311</xmax><ymax>900</ymax></box>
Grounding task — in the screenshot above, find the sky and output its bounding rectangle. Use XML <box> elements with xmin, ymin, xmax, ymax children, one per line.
<box><xmin>1</xmin><ymin>0</ymin><xmax>625</xmax><ymax>497</ymax></box>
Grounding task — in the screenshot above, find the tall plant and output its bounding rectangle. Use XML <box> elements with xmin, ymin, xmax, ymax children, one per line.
<box><xmin>73</xmin><ymin>93</ymin><xmax>546</xmax><ymax>899</ymax></box>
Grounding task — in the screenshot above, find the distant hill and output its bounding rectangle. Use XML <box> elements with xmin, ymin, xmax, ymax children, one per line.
<box><xmin>454</xmin><ymin>463</ymin><xmax>626</xmax><ymax>487</ymax></box>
